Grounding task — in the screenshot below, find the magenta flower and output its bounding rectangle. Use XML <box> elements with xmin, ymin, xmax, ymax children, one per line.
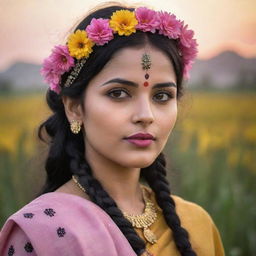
<box><xmin>40</xmin><ymin>57</ymin><xmax>61</xmax><ymax>94</ymax></box>
<box><xmin>50</xmin><ymin>82</ymin><xmax>61</xmax><ymax>94</ymax></box>
<box><xmin>50</xmin><ymin>45</ymin><xmax>75</xmax><ymax>73</ymax></box>
<box><xmin>157</xmin><ymin>11</ymin><xmax>182</xmax><ymax>39</ymax></box>
<box><xmin>180</xmin><ymin>22</ymin><xmax>195</xmax><ymax>48</ymax></box>
<box><xmin>180</xmin><ymin>38</ymin><xmax>198</xmax><ymax>64</ymax></box>
<box><xmin>135</xmin><ymin>7</ymin><xmax>159</xmax><ymax>33</ymax></box>
<box><xmin>183</xmin><ymin>61</ymin><xmax>193</xmax><ymax>80</ymax></box>
<box><xmin>180</xmin><ymin>38</ymin><xmax>198</xmax><ymax>79</ymax></box>
<box><xmin>86</xmin><ymin>18</ymin><xmax>114</xmax><ymax>46</ymax></box>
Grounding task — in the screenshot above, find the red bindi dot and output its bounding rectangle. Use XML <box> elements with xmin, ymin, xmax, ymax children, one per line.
<box><xmin>143</xmin><ymin>81</ymin><xmax>149</xmax><ymax>87</ymax></box>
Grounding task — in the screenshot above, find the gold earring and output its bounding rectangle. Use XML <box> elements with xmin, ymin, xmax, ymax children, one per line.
<box><xmin>70</xmin><ymin>120</ymin><xmax>81</xmax><ymax>134</ymax></box>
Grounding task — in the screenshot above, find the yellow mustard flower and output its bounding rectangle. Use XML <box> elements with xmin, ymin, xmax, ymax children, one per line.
<box><xmin>67</xmin><ymin>30</ymin><xmax>94</xmax><ymax>59</ymax></box>
<box><xmin>109</xmin><ymin>10</ymin><xmax>138</xmax><ymax>36</ymax></box>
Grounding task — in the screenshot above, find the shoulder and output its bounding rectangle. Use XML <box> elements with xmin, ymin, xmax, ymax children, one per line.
<box><xmin>143</xmin><ymin>184</ymin><xmax>213</xmax><ymax>224</ymax></box>
<box><xmin>0</xmin><ymin>192</ymin><xmax>135</xmax><ymax>256</ymax></box>
<box><xmin>2</xmin><ymin>192</ymin><xmax>113</xmax><ymax>230</ymax></box>
<box><xmin>171</xmin><ymin>195</ymin><xmax>225</xmax><ymax>255</ymax></box>
<box><xmin>170</xmin><ymin>194</ymin><xmax>219</xmax><ymax>236</ymax></box>
<box><xmin>142</xmin><ymin>185</ymin><xmax>225</xmax><ymax>255</ymax></box>
<box><xmin>171</xmin><ymin>195</ymin><xmax>214</xmax><ymax>225</ymax></box>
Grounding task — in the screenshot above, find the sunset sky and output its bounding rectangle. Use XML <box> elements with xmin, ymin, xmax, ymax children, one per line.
<box><xmin>0</xmin><ymin>0</ymin><xmax>255</xmax><ymax>71</ymax></box>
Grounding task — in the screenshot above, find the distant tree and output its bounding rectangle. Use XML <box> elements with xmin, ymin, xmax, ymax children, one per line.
<box><xmin>199</xmin><ymin>73</ymin><xmax>214</xmax><ymax>89</ymax></box>
<box><xmin>236</xmin><ymin>69</ymin><xmax>256</xmax><ymax>90</ymax></box>
<box><xmin>0</xmin><ymin>78</ymin><xmax>13</xmax><ymax>93</ymax></box>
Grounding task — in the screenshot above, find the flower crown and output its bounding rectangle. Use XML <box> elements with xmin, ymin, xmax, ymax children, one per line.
<box><xmin>41</xmin><ymin>7</ymin><xmax>198</xmax><ymax>94</ymax></box>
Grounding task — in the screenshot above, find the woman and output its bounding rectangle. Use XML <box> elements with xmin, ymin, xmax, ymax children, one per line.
<box><xmin>0</xmin><ymin>3</ymin><xmax>225</xmax><ymax>256</ymax></box>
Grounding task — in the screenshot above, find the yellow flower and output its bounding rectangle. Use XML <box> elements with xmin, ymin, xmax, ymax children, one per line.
<box><xmin>67</xmin><ymin>30</ymin><xmax>94</xmax><ymax>59</ymax></box>
<box><xmin>109</xmin><ymin>10</ymin><xmax>138</xmax><ymax>36</ymax></box>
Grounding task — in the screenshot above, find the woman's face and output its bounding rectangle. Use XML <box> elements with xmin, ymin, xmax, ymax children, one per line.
<box><xmin>81</xmin><ymin>45</ymin><xmax>177</xmax><ymax>168</ymax></box>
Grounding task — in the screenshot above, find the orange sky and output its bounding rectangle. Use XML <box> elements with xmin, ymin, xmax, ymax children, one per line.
<box><xmin>0</xmin><ymin>0</ymin><xmax>255</xmax><ymax>71</ymax></box>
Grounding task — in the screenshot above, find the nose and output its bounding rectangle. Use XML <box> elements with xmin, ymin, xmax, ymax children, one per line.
<box><xmin>131</xmin><ymin>97</ymin><xmax>154</xmax><ymax>125</ymax></box>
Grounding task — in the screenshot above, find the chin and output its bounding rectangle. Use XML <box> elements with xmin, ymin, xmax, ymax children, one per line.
<box><xmin>122</xmin><ymin>156</ymin><xmax>157</xmax><ymax>169</ymax></box>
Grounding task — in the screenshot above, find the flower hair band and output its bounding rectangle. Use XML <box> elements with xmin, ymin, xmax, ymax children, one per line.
<box><xmin>41</xmin><ymin>7</ymin><xmax>198</xmax><ymax>94</ymax></box>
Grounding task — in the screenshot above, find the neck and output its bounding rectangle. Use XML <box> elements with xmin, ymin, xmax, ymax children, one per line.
<box><xmin>85</xmin><ymin>150</ymin><xmax>144</xmax><ymax>213</ymax></box>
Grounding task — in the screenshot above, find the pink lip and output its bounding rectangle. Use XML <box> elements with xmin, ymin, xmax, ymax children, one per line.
<box><xmin>125</xmin><ymin>133</ymin><xmax>155</xmax><ymax>140</ymax></box>
<box><xmin>125</xmin><ymin>139</ymin><xmax>153</xmax><ymax>147</ymax></box>
<box><xmin>124</xmin><ymin>133</ymin><xmax>155</xmax><ymax>147</ymax></box>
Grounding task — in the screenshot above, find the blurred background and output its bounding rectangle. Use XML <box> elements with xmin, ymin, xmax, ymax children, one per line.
<box><xmin>0</xmin><ymin>0</ymin><xmax>255</xmax><ymax>255</ymax></box>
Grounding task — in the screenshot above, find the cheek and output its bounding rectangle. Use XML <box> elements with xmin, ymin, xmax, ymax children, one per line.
<box><xmin>159</xmin><ymin>104</ymin><xmax>177</xmax><ymax>137</ymax></box>
<box><xmin>82</xmin><ymin>97</ymin><xmax>125</xmax><ymax>140</ymax></box>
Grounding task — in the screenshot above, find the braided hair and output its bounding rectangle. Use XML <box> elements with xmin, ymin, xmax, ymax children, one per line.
<box><xmin>37</xmin><ymin>3</ymin><xmax>196</xmax><ymax>256</ymax></box>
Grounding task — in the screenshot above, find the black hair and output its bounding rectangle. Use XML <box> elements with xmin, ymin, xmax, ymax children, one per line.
<box><xmin>37</xmin><ymin>3</ymin><xmax>196</xmax><ymax>256</ymax></box>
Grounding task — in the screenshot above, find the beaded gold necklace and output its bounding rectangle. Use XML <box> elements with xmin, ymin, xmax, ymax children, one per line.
<box><xmin>72</xmin><ymin>175</ymin><xmax>158</xmax><ymax>244</ymax></box>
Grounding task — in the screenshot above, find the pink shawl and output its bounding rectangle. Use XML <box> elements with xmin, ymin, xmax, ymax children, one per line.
<box><xmin>0</xmin><ymin>192</ymin><xmax>137</xmax><ymax>255</ymax></box>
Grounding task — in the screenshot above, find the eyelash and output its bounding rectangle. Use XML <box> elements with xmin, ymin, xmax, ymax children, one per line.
<box><xmin>107</xmin><ymin>88</ymin><xmax>175</xmax><ymax>102</ymax></box>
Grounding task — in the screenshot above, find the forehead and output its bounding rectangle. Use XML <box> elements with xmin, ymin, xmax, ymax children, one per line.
<box><xmin>90</xmin><ymin>45</ymin><xmax>176</xmax><ymax>85</ymax></box>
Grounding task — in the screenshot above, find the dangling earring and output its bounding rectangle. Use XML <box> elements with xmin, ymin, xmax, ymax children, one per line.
<box><xmin>70</xmin><ymin>120</ymin><xmax>81</xmax><ymax>134</ymax></box>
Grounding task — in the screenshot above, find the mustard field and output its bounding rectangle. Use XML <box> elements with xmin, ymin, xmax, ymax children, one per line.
<box><xmin>0</xmin><ymin>93</ymin><xmax>49</xmax><ymax>154</ymax></box>
<box><xmin>176</xmin><ymin>92</ymin><xmax>256</xmax><ymax>173</ymax></box>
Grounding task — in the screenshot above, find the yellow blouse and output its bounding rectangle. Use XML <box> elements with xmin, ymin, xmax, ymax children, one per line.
<box><xmin>135</xmin><ymin>185</ymin><xmax>225</xmax><ymax>256</ymax></box>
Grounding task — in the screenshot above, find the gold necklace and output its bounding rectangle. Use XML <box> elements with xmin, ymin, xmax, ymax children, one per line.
<box><xmin>72</xmin><ymin>175</ymin><xmax>158</xmax><ymax>244</ymax></box>
<box><xmin>72</xmin><ymin>175</ymin><xmax>86</xmax><ymax>193</ymax></box>
<box><xmin>122</xmin><ymin>187</ymin><xmax>158</xmax><ymax>244</ymax></box>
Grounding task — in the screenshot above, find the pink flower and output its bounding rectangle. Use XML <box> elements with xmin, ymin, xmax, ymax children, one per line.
<box><xmin>50</xmin><ymin>45</ymin><xmax>75</xmax><ymax>73</ymax></box>
<box><xmin>180</xmin><ymin>38</ymin><xmax>198</xmax><ymax>80</ymax></box>
<box><xmin>157</xmin><ymin>11</ymin><xmax>182</xmax><ymax>39</ymax></box>
<box><xmin>180</xmin><ymin>22</ymin><xmax>195</xmax><ymax>48</ymax></box>
<box><xmin>50</xmin><ymin>82</ymin><xmax>61</xmax><ymax>94</ymax></box>
<box><xmin>183</xmin><ymin>61</ymin><xmax>193</xmax><ymax>80</ymax></box>
<box><xmin>180</xmin><ymin>38</ymin><xmax>198</xmax><ymax>64</ymax></box>
<box><xmin>40</xmin><ymin>57</ymin><xmax>61</xmax><ymax>94</ymax></box>
<box><xmin>86</xmin><ymin>18</ymin><xmax>114</xmax><ymax>46</ymax></box>
<box><xmin>40</xmin><ymin>45</ymin><xmax>75</xmax><ymax>94</ymax></box>
<box><xmin>135</xmin><ymin>7</ymin><xmax>159</xmax><ymax>33</ymax></box>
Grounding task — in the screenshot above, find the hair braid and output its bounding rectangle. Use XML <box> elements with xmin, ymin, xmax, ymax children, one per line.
<box><xmin>141</xmin><ymin>153</ymin><xmax>197</xmax><ymax>256</ymax></box>
<box><xmin>65</xmin><ymin>138</ymin><xmax>147</xmax><ymax>255</ymax></box>
<box><xmin>37</xmin><ymin>111</ymin><xmax>71</xmax><ymax>194</ymax></box>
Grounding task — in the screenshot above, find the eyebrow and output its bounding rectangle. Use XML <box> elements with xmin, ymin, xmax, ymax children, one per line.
<box><xmin>101</xmin><ymin>78</ymin><xmax>177</xmax><ymax>89</ymax></box>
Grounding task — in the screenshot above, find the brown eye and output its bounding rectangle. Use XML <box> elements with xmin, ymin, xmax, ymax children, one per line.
<box><xmin>153</xmin><ymin>92</ymin><xmax>172</xmax><ymax>102</ymax></box>
<box><xmin>107</xmin><ymin>89</ymin><xmax>130</xmax><ymax>99</ymax></box>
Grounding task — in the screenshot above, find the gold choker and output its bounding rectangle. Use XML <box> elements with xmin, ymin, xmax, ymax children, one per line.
<box><xmin>72</xmin><ymin>175</ymin><xmax>158</xmax><ymax>244</ymax></box>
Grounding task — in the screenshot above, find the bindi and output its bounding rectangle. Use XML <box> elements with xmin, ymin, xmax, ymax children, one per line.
<box><xmin>141</xmin><ymin>53</ymin><xmax>151</xmax><ymax>87</ymax></box>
